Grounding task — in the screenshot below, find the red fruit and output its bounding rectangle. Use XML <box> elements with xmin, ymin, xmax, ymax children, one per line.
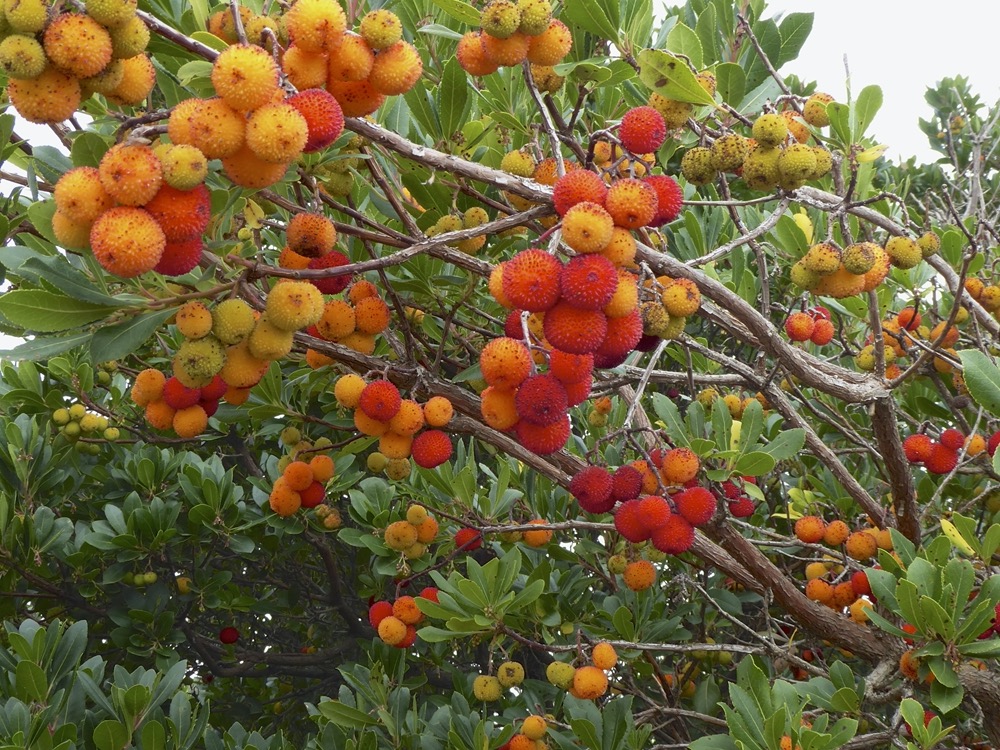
<box><xmin>411</xmin><ymin>429</ymin><xmax>453</xmax><ymax>468</ymax></box>
<box><xmin>155</xmin><ymin>237</ymin><xmax>203</xmax><ymax>276</ymax></box>
<box><xmin>455</xmin><ymin>527</ymin><xmax>482</xmax><ymax>551</ymax></box>
<box><xmin>593</xmin><ymin>309</ymin><xmax>642</xmax><ymax>367</ymax></box>
<box><xmin>502</xmin><ymin>248</ymin><xmax>563</xmax><ymax>312</ymax></box>
<box><xmin>902</xmin><ymin>434</ymin><xmax>933</xmax><ymax>464</ymax></box>
<box><xmin>515</xmin><ymin>416</ymin><xmax>570</xmax><ymax>454</ymax></box>
<box><xmin>784</xmin><ymin>311</ymin><xmax>816</xmax><ymax>342</ymax></box>
<box><xmin>358</xmin><ymin>379</ymin><xmax>402</xmax><ymax>421</ymax></box>
<box><xmin>552</xmin><ymin>169</ymin><xmax>608</xmax><ymax>216</ymax></box>
<box><xmin>851</xmin><ymin>570</ymin><xmax>871</xmax><ymax>597</ymax></box>
<box><xmin>288</xmin><ymin>88</ymin><xmax>344</xmax><ymax>152</ymax></box>
<box><xmin>563</xmin><ymin>378</ymin><xmax>591</xmax><ymax>406</ymax></box>
<box><xmin>638</xmin><ymin>495</ymin><xmax>671</xmax><ymax>531</ymax></box>
<box><xmin>897</xmin><ymin>307</ymin><xmax>921</xmax><ymax>331</ymax></box>
<box><xmin>810</xmin><ymin>318</ymin><xmax>835</xmax><ymax>345</ymax></box>
<box><xmin>720</xmin><ymin>480</ymin><xmax>741</xmax><ymax>499</ymax></box>
<box><xmin>939</xmin><ymin>428</ymin><xmax>965</xmax><ymax>451</ymax></box>
<box><xmin>368</xmin><ymin>600</ymin><xmax>393</xmax><ymax>627</ymax></box>
<box><xmin>925</xmin><ymin>443</ymin><xmax>958</xmax><ymax>474</ymax></box>
<box><xmin>989</xmin><ymin>431</ymin><xmax>1000</xmax><ymax>456</ymax></box>
<box><xmin>543</xmin><ymin>302</ymin><xmax>608</xmax><ymax>355</ymax></box>
<box><xmin>144</xmin><ymin>184</ymin><xmax>211</xmax><ymax>242</ymax></box>
<box><xmin>219</xmin><ymin>626</ymin><xmax>239</xmax><ymax>644</ymax></box>
<box><xmin>728</xmin><ymin>496</ymin><xmax>755</xmax><ymax>517</ymax></box>
<box><xmin>514</xmin><ymin>374</ymin><xmax>568</xmax><ymax>426</ymax></box>
<box><xmin>200</xmin><ymin>375</ymin><xmax>228</xmax><ymax>401</ymax></box>
<box><xmin>644</xmin><ymin>175</ymin><xmax>683</xmax><ymax>227</ymax></box>
<box><xmin>396</xmin><ymin>624</ymin><xmax>418</xmax><ymax>648</ymax></box>
<box><xmin>560</xmin><ymin>254</ymin><xmax>618</xmax><ymax>310</ymax></box>
<box><xmin>570</xmin><ymin>465</ymin><xmax>615</xmax><ymax>513</ymax></box>
<box><xmin>619</xmin><ymin>106</ymin><xmax>666</xmax><ymax>154</ymax></box>
<box><xmin>611</xmin><ymin>465</ymin><xmax>643</xmax><ymax>502</ymax></box>
<box><xmin>674</xmin><ymin>486</ymin><xmax>716</xmax><ymax>526</ymax></box>
<box><xmin>300</xmin><ymin>480</ymin><xmax>325</xmax><ymax>508</ymax></box>
<box><xmin>548</xmin><ymin>349</ymin><xmax>593</xmax><ymax>384</ymax></box>
<box><xmin>504</xmin><ymin>309</ymin><xmax>526</xmax><ymax>340</ymax></box>
<box><xmin>162</xmin><ymin>376</ymin><xmax>200</xmax><ymax>409</ymax></box>
<box><xmin>199</xmin><ymin>397</ymin><xmax>220</xmax><ymax>418</ymax></box>
<box><xmin>419</xmin><ymin>586</ymin><xmax>439</xmax><ymax>602</ymax></box>
<box><xmin>307</xmin><ymin>250</ymin><xmax>352</xmax><ymax>294</ymax></box>
<box><xmin>614</xmin><ymin>499</ymin><xmax>650</xmax><ymax>542</ymax></box>
<box><xmin>480</xmin><ymin>337</ymin><xmax>532</xmax><ymax>389</ymax></box>
<box><xmin>650</xmin><ymin>514</ymin><xmax>694</xmax><ymax>554</ymax></box>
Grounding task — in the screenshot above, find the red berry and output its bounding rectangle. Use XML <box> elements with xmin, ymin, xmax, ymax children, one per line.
<box><xmin>939</xmin><ymin>428</ymin><xmax>965</xmax><ymax>451</ymax></box>
<box><xmin>643</xmin><ymin>175</ymin><xmax>683</xmax><ymax>227</ymax></box>
<box><xmin>219</xmin><ymin>626</ymin><xmax>239</xmax><ymax>644</ymax></box>
<box><xmin>454</xmin><ymin>527</ymin><xmax>482</xmax><ymax>551</ymax></box>
<box><xmin>728</xmin><ymin>496</ymin><xmax>755</xmax><ymax>517</ymax></box>
<box><xmin>368</xmin><ymin>600</ymin><xmax>393</xmax><ymax>627</ymax></box>
<box><xmin>570</xmin><ymin>466</ymin><xmax>615</xmax><ymax>514</ymax></box>
<box><xmin>619</xmin><ymin>106</ymin><xmax>666</xmax><ymax>154</ymax></box>
<box><xmin>784</xmin><ymin>312</ymin><xmax>815</xmax><ymax>342</ymax></box>
<box><xmin>924</xmin><ymin>443</ymin><xmax>958</xmax><ymax>474</ymax></box>
<box><xmin>902</xmin><ymin>434</ymin><xmax>934</xmax><ymax>463</ymax></box>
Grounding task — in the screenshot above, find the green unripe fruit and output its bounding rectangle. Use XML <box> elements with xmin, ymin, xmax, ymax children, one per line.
<box><xmin>463</xmin><ymin>207</ymin><xmax>489</xmax><ymax>228</ymax></box>
<box><xmin>517</xmin><ymin>0</ymin><xmax>551</xmax><ymax>35</ymax></box>
<box><xmin>3</xmin><ymin>0</ymin><xmax>47</xmax><ymax>33</ymax></box>
<box><xmin>646</xmin><ymin>548</ymin><xmax>667</xmax><ymax>563</ymax></box>
<box><xmin>546</xmin><ymin>661</ymin><xmax>576</xmax><ymax>688</ymax></box>
<box><xmin>802</xmin><ymin>92</ymin><xmax>834</xmax><ymax>127</ymax></box>
<box><xmin>173</xmin><ymin>336</ymin><xmax>225</xmax><ymax>387</ymax></box>
<box><xmin>367</xmin><ymin>451</ymin><xmax>389</xmax><ymax>473</ymax></box>
<box><xmin>280</xmin><ymin>426</ymin><xmax>302</xmax><ymax>446</ymax></box>
<box><xmin>776</xmin><ymin>143</ymin><xmax>817</xmax><ymax>188</ymax></box>
<box><xmin>641</xmin><ymin>301</ymin><xmax>672</xmax><ymax>338</ymax></box>
<box><xmin>588</xmin><ymin>410</ymin><xmax>607</xmax><ymax>428</ymax></box>
<box><xmin>480</xmin><ymin>0</ymin><xmax>521</xmax><ymax>39</ymax></box>
<box><xmin>313</xmin><ymin>437</ymin><xmax>333</xmax><ymax>451</ymax></box>
<box><xmin>472</xmin><ymin>675</ymin><xmax>503</xmax><ymax>701</ymax></box>
<box><xmin>680</xmin><ymin>147</ymin><xmax>717</xmax><ymax>186</ymax></box>
<box><xmin>662</xmin><ymin>315</ymin><xmax>686</xmax><ymax>339</ymax></box>
<box><xmin>68</xmin><ymin>403</ymin><xmax>86</xmax><ymax>420</ymax></box>
<box><xmin>122</xmin><ymin>572</ymin><xmax>134</xmax><ymax>585</ymax></box>
<box><xmin>984</xmin><ymin>489</ymin><xmax>1000</xmax><ymax>514</ymax></box>
<box><xmin>435</xmin><ymin>214</ymin><xmax>463</xmax><ymax>235</ymax></box>
<box><xmin>751</xmin><ymin>113</ymin><xmax>788</xmax><ymax>148</ymax></box>
<box><xmin>52</xmin><ymin>408</ymin><xmax>71</xmax><ymax>425</ymax></box>
<box><xmin>322</xmin><ymin>171</ymin><xmax>353</xmax><ymax>197</ymax></box>
<box><xmin>276</xmin><ymin>455</ymin><xmax>292</xmax><ymax>474</ymax></box>
<box><xmin>85</xmin><ymin>0</ymin><xmax>137</xmax><ymax>27</ymax></box>
<box><xmin>790</xmin><ymin>260</ymin><xmax>820</xmax><ymax>291</ymax></box>
<box><xmin>212</xmin><ymin>298</ymin><xmax>256</xmax><ymax>345</ymax></box>
<box><xmin>808</xmin><ymin>147</ymin><xmax>833</xmax><ymax>180</ymax></box>
<box><xmin>159</xmin><ymin>143</ymin><xmax>208</xmax><ymax>190</ymax></box>
<box><xmin>741</xmin><ymin>147</ymin><xmax>781</xmax><ymax>190</ymax></box>
<box><xmin>132</xmin><ymin>571</ymin><xmax>146</xmax><ymax>586</ymax></box>
<box><xmin>358</xmin><ymin>9</ymin><xmax>402</xmax><ymax>50</ymax></box>
<box><xmin>385</xmin><ymin>457</ymin><xmax>410</xmax><ymax>480</ymax></box>
<box><xmin>854</xmin><ymin>345</ymin><xmax>876</xmax><ymax>371</ymax></box>
<box><xmin>103</xmin><ymin>427</ymin><xmax>120</xmax><ymax>441</ymax></box>
<box><xmin>648</xmin><ymin>93</ymin><xmax>692</xmax><ymax>129</ymax></box>
<box><xmin>917</xmin><ymin>231</ymin><xmax>940</xmax><ymax>258</ymax></box>
<box><xmin>143</xmin><ymin>571</ymin><xmax>158</xmax><ymax>585</ymax></box>
<box><xmin>80</xmin><ymin>413</ymin><xmax>102</xmax><ymax>432</ymax></box>
<box><xmin>0</xmin><ymin>34</ymin><xmax>46</xmax><ymax>79</ymax></box>
<box><xmin>500</xmin><ymin>149</ymin><xmax>536</xmax><ymax>177</ymax></box>
<box><xmin>108</xmin><ymin>14</ymin><xmax>149</xmax><ymax>59</ymax></box>
<box><xmin>62</xmin><ymin>421</ymin><xmax>81</xmax><ymax>439</ymax></box>
<box><xmin>237</xmin><ymin>227</ymin><xmax>253</xmax><ymax>241</ymax></box>
<box><xmin>885</xmin><ymin>236</ymin><xmax>922</xmax><ymax>270</ymax></box>
<box><xmin>96</xmin><ymin>370</ymin><xmax>112</xmax><ymax>386</ymax></box>
<box><xmin>801</xmin><ymin>242</ymin><xmax>841</xmax><ymax>276</ymax></box>
<box><xmin>608</xmin><ymin>554</ymin><xmax>628</xmax><ymax>574</ymax></box>
<box><xmin>841</xmin><ymin>242</ymin><xmax>876</xmax><ymax>275</ymax></box>
<box><xmin>497</xmin><ymin>661</ymin><xmax>525</xmax><ymax>687</ymax></box>
<box><xmin>559</xmin><ymin>621</ymin><xmax>574</xmax><ymax>635</ymax></box>
<box><xmin>709</xmin><ymin>133</ymin><xmax>749</xmax><ymax>172</ymax></box>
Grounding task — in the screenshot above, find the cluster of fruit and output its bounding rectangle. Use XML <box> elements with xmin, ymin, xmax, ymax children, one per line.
<box><xmin>51</xmin><ymin>148</ymin><xmax>211</xmax><ymax>278</ymax></box>
<box><xmin>425</xmin><ymin>207</ymin><xmax>492</xmax><ymax>255</ymax></box>
<box><xmin>496</xmin><ymin>715</ymin><xmax>548</xmax><ymax>750</ymax></box>
<box><xmin>333</xmin><ymin>375</ymin><xmax>454</xmax><ymax>478</ymax></box>
<box><xmin>456</xmin><ymin>0</ymin><xmax>569</xmax><ymax>84</ymax></box>
<box><xmin>695</xmin><ymin>388</ymin><xmax>769</xmax><ymax>421</ymax></box>
<box><xmin>367</xmin><ymin>585</ymin><xmax>439</xmax><ymax>649</ymax></box>
<box><xmin>275</xmin><ymin>212</ymin><xmax>350</xmax><ymax>288</ymax></box>
<box><xmin>121</xmin><ymin>570</ymin><xmax>158</xmax><ymax>587</ymax></box>
<box><xmin>783</xmin><ymin>307</ymin><xmax>836</xmax><ymax>347</ymax></box>
<box><xmin>305</xmin><ymin>280</ymin><xmax>393</xmax><ymax>362</ymax></box>
<box><xmin>902</xmin><ymin>428</ymin><xmax>997</xmax><ymax>475</ymax></box>
<box><xmin>268</xmin><ymin>452</ymin><xmax>335</xmax><ymax>517</ymax></box>
<box><xmin>382</xmin><ymin>504</ymin><xmax>439</xmax><ymax>560</ymax></box>
<box><xmin>647</xmin><ymin>68</ymin><xmax>719</xmax><ymax>130</ymax></box>
<box><xmin>3</xmin><ymin>0</ymin><xmax>155</xmax><ymax>125</ymax></box>
<box><xmin>542</xmin><ymin>641</ymin><xmax>617</xmax><ymax>700</ymax></box>
<box><xmin>129</xmin><ymin>369</ymin><xmax>230</xmax><ymax>438</ymax></box>
<box><xmin>681</xmin><ymin>108</ymin><xmax>833</xmax><ymax>191</ymax></box>
<box><xmin>51</xmin><ymin>402</ymin><xmax>119</xmax><ymax>453</ymax></box>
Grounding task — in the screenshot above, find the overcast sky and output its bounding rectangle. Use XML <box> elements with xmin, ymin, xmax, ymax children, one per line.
<box><xmin>768</xmin><ymin>0</ymin><xmax>1000</xmax><ymax>163</ymax></box>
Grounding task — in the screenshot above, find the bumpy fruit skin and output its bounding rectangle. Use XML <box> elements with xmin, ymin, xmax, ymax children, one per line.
<box><xmin>359</xmin><ymin>379</ymin><xmax>402</xmax><ymax>422</ymax></box>
<box><xmin>561</xmin><ymin>201</ymin><xmax>615</xmax><ymax>253</ymax></box>
<box><xmin>0</xmin><ymin>34</ymin><xmax>47</xmax><ymax>79</ymax></box>
<box><xmin>741</xmin><ymin>146</ymin><xmax>780</xmax><ymax>190</ymax></box>
<box><xmin>327</xmin><ymin>78</ymin><xmax>385</xmax><ymax>117</ymax></box>
<box><xmin>794</xmin><ymin>515</ymin><xmax>826</xmax><ymax>544</ymax></box>
<box><xmin>472</xmin><ymin>674</ymin><xmax>502</xmax><ymax>701</ymax></box>
<box><xmin>246</xmin><ymin>101</ymin><xmax>309</xmax><ymax>163</ymax></box>
<box><xmin>752</xmin><ymin>113</ymin><xmax>788</xmax><ymax>148</ymax></box>
<box><xmin>517</xmin><ymin>0</ymin><xmax>551</xmax><ymax>34</ymax></box>
<box><xmin>54</xmin><ymin>167</ymin><xmax>115</xmax><ymax>224</ymax></box>
<box><xmin>144</xmin><ymin>184</ymin><xmax>210</xmax><ymax>242</ymax></box>
<box><xmin>175</xmin><ymin>301</ymin><xmax>213</xmax><ymax>339</ymax></box>
<box><xmin>841</xmin><ymin>242</ymin><xmax>876</xmax><ymax>275</ymax></box>
<box><xmin>211</xmin><ymin>44</ymin><xmax>281</xmax><ymax>111</ymax></box>
<box><xmin>803</xmin><ymin>92</ymin><xmax>834</xmax><ymax>127</ymax></box>
<box><xmin>157</xmin><ymin>144</ymin><xmax>208</xmax><ymax>190</ymax></box>
<box><xmin>552</xmin><ymin>169</ymin><xmax>607</xmax><ymax>216</ymax></box>
<box><xmin>885</xmin><ymin>236</ymin><xmax>922</xmax><ymax>270</ymax></box>
<box><xmin>622</xmin><ymin>559</ymin><xmax>655</xmax><ymax>590</ymax></box>
<box><xmin>526</xmin><ymin>19</ymin><xmax>571</xmax><ymax>65</ymax></box>
<box><xmin>925</xmin><ymin>443</ymin><xmax>958</xmax><ymax>474</ymax></box>
<box><xmin>481</xmin><ymin>0</ymin><xmax>520</xmax><ymax>39</ymax></box>
<box><xmin>777</xmin><ymin>143</ymin><xmax>817</xmax><ymax>188</ymax></box>
<box><xmin>99</xmin><ymin>143</ymin><xmax>162</xmax><ymax>206</ymax></box>
<box><xmin>810</xmin><ymin>318</ymin><xmax>835</xmax><ymax>345</ymax></box>
<box><xmin>560</xmin><ymin>254</ymin><xmax>618</xmax><ymax>310</ymax></box>
<box><xmin>284</xmin><ymin>0</ymin><xmax>346</xmax><ymax>54</ymax></box>
<box><xmin>502</xmin><ymin>248</ymin><xmax>563</xmax><ymax>311</ymax></box>
<box><xmin>44</xmin><ymin>14</ymin><xmax>113</xmax><ymax>79</ymax></box>
<box><xmin>572</xmin><ymin>665</ymin><xmax>608</xmax><ymax>700</ymax></box>
<box><xmin>369</xmin><ymin>40</ymin><xmax>422</xmax><ymax>95</ymax></box>
<box><xmin>823</xmin><ymin>519</ymin><xmax>850</xmax><ymax>546</ymax></box>
<box><xmin>9</xmin><ymin>66</ymin><xmax>82</xmax><ymax>124</ymax></box>
<box><xmin>605</xmin><ymin>178</ymin><xmax>657</xmax><ymax>229</ymax></box>
<box><xmin>643</xmin><ymin>175</ymin><xmax>683</xmax><ymax>227</ymax></box>
<box><xmin>784</xmin><ymin>311</ymin><xmax>816</xmax><ymax>342</ymax></box>
<box><xmin>185</xmin><ymin>97</ymin><xmax>246</xmax><ymax>160</ymax></box>
<box><xmin>648</xmin><ymin>92</ymin><xmax>691</xmax><ymax>128</ymax></box>
<box><xmin>281</xmin><ymin>44</ymin><xmax>328</xmax><ymax>90</ymax></box>
<box><xmin>411</xmin><ymin>430</ymin><xmax>452</xmax><ymax>468</ymax></box>
<box><xmin>288</xmin><ymin>88</ymin><xmax>344</xmax><ymax>152</ymax></box>
<box><xmin>515</xmin><ymin>415</ymin><xmax>570</xmax><ymax>455</ymax></box>
<box><xmin>108</xmin><ymin>15</ymin><xmax>150</xmax><ymax>59</ymax></box>
<box><xmin>661</xmin><ymin>278</ymin><xmax>700</xmax><ymax>317</ymax></box>
<box><xmin>845</xmin><ymin>531</ymin><xmax>878</xmax><ymax>561</ymax></box>
<box><xmin>456</xmin><ymin>31</ymin><xmax>499</xmax><ymax>77</ymax></box>
<box><xmin>359</xmin><ymin>9</ymin><xmax>401</xmax><ymax>49</ymax></box>
<box><xmin>90</xmin><ymin>207</ymin><xmax>166</xmax><ymax>277</ymax></box>
<box><xmin>680</xmin><ymin>147</ymin><xmax>717</xmax><ymax>186</ymax></box>
<box><xmin>619</xmin><ymin>106</ymin><xmax>666</xmax><ymax>154</ymax></box>
<box><xmin>651</xmin><ymin>514</ymin><xmax>694</xmax><ymax>554</ymax></box>
<box><xmin>543</xmin><ymin>303</ymin><xmax>608</xmax><ymax>355</ymax></box>
<box><xmin>480</xmin><ymin>337</ymin><xmax>532</xmax><ymax>389</ymax></box>
<box><xmin>265</xmin><ymin>281</ymin><xmax>324</xmax><ymax>331</ymax></box>
<box><xmin>710</xmin><ymin>133</ymin><xmax>749</xmax><ymax>172</ymax></box>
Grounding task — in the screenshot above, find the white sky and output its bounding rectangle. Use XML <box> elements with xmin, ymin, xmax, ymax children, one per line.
<box><xmin>768</xmin><ymin>0</ymin><xmax>1000</xmax><ymax>163</ymax></box>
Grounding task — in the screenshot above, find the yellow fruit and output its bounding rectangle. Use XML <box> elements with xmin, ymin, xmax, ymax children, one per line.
<box><xmin>99</xmin><ymin>143</ymin><xmax>162</xmax><ymax>206</ymax></box>
<box><xmin>247</xmin><ymin>316</ymin><xmax>294</xmax><ymax>361</ymax></box>
<box><xmin>472</xmin><ymin>675</ymin><xmax>503</xmax><ymax>701</ymax></box>
<box><xmin>211</xmin><ymin>44</ymin><xmax>281</xmax><ymax>112</ymax></box>
<box><xmin>496</xmin><ymin>661</ymin><xmax>525</xmax><ymax>687</ymax></box>
<box><xmin>359</xmin><ymin>9</ymin><xmax>402</xmax><ymax>50</ymax></box>
<box><xmin>384</xmin><ymin>520</ymin><xmax>418</xmax><ymax>550</ymax></box>
<box><xmin>85</xmin><ymin>0</ymin><xmax>138</xmax><ymax>27</ymax></box>
<box><xmin>44</xmin><ymin>14</ymin><xmax>112</xmax><ymax>79</ymax></box>
<box><xmin>221</xmin><ymin>145</ymin><xmax>289</xmax><ymax>189</ymax></box>
<box><xmin>212</xmin><ymin>299</ymin><xmax>256</xmax><ymax>345</ymax></box>
<box><xmin>368</xmin><ymin>40</ymin><xmax>422</xmax><ymax>96</ymax></box>
<box><xmin>8</xmin><ymin>66</ymin><xmax>82</xmax><ymax>124</ymax></box>
<box><xmin>265</xmin><ymin>281</ymin><xmax>324</xmax><ymax>331</ymax></box>
<box><xmin>281</xmin><ymin>44</ymin><xmax>330</xmax><ymax>89</ymax></box>
<box><xmin>545</xmin><ymin>661</ymin><xmax>575</xmax><ymax>688</ymax></box>
<box><xmin>284</xmin><ymin>0</ymin><xmax>346</xmax><ymax>54</ymax></box>
<box><xmin>54</xmin><ymin>167</ymin><xmax>114</xmax><ymax>225</ymax></box>
<box><xmin>245</xmin><ymin>101</ymin><xmax>309</xmax><ymax>163</ymax></box>
<box><xmin>3</xmin><ymin>0</ymin><xmax>47</xmax><ymax>32</ymax></box>
<box><xmin>591</xmin><ymin>641</ymin><xmax>617</xmax><ymax>670</ymax></box>
<box><xmin>105</xmin><ymin>53</ymin><xmax>156</xmax><ymax>106</ymax></box>
<box><xmin>175</xmin><ymin>301</ymin><xmax>214</xmax><ymax>339</ymax></box>
<box><xmin>0</xmin><ymin>34</ymin><xmax>47</xmax><ymax>79</ymax></box>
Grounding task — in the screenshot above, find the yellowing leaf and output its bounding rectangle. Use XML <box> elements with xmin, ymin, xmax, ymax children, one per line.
<box><xmin>636</xmin><ymin>50</ymin><xmax>716</xmax><ymax>106</ymax></box>
<box><xmin>856</xmin><ymin>144</ymin><xmax>888</xmax><ymax>163</ymax></box>
<box><xmin>243</xmin><ymin>200</ymin><xmax>266</xmax><ymax>229</ymax></box>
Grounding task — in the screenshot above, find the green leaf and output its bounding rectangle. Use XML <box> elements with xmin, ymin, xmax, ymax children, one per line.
<box><xmin>827</xmin><ymin>102</ymin><xmax>851</xmax><ymax>146</ymax></box>
<box><xmin>140</xmin><ymin>720</ymin><xmax>166</xmax><ymax>750</ymax></box>
<box><xmin>651</xmin><ymin>393</ymin><xmax>690</xmax><ymax>447</ymax></box>
<box><xmin>562</xmin><ymin>0</ymin><xmax>619</xmax><ymax>43</ymax></box>
<box><xmin>665</xmin><ymin>22</ymin><xmax>703</xmax><ymax>69</ymax></box>
<box><xmin>438</xmin><ymin>58</ymin><xmax>469</xmax><ymax>141</ymax></box>
<box><xmin>70</xmin><ymin>131</ymin><xmax>111</xmax><ymax>168</ymax></box>
<box><xmin>853</xmin><ymin>85</ymin><xmax>883</xmax><ymax>139</ymax></box>
<box><xmin>0</xmin><ymin>289</ymin><xmax>117</xmax><ymax>332</ymax></box>
<box><xmin>761</xmin><ymin>428</ymin><xmax>805</xmax><ymax>462</ymax></box>
<box><xmin>716</xmin><ymin>62</ymin><xmax>746</xmax><ymax>106</ymax></box>
<box><xmin>776</xmin><ymin>12</ymin><xmax>813</xmax><ymax>67</ymax></box>
<box><xmin>0</xmin><ymin>332</ymin><xmax>93</xmax><ymax>361</ymax></box>
<box><xmin>569</xmin><ymin>718</ymin><xmax>601</xmax><ymax>750</ymax></box>
<box><xmin>930</xmin><ymin>680</ymin><xmax>964</xmax><ymax>715</ymax></box>
<box><xmin>15</xmin><ymin>660</ymin><xmax>47</xmax><ymax>701</ymax></box>
<box><xmin>636</xmin><ymin>50</ymin><xmax>715</xmax><ymax>106</ymax></box>
<box><xmin>17</xmin><ymin>256</ymin><xmax>123</xmax><ymax>306</ymax></box>
<box><xmin>958</xmin><ymin>350</ymin><xmax>1000</xmax><ymax>415</ymax></box>
<box><xmin>733</xmin><ymin>451</ymin><xmax>775</xmax><ymax>476</ymax></box>
<box><xmin>92</xmin><ymin>720</ymin><xmax>129</xmax><ymax>750</ymax></box>
<box><xmin>90</xmin><ymin>308</ymin><xmax>176</xmax><ymax>362</ymax></box>
<box><xmin>428</xmin><ymin>0</ymin><xmax>482</xmax><ymax>24</ymax></box>
<box><xmin>316</xmin><ymin>700</ymin><xmax>379</xmax><ymax>728</ymax></box>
